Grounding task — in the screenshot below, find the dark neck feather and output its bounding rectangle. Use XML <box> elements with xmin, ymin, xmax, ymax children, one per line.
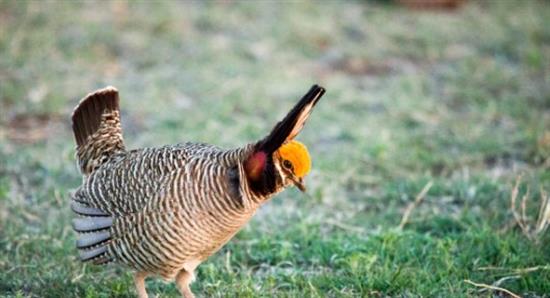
<box><xmin>247</xmin><ymin>155</ymin><xmax>281</xmax><ymax>197</ymax></box>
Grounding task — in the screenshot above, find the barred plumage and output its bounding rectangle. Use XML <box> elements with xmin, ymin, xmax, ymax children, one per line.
<box><xmin>70</xmin><ymin>85</ymin><xmax>325</xmax><ymax>297</ymax></box>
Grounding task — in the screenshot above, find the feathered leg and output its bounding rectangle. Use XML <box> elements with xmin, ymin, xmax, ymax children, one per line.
<box><xmin>134</xmin><ymin>271</ymin><xmax>148</xmax><ymax>298</ymax></box>
<box><xmin>175</xmin><ymin>270</ymin><xmax>195</xmax><ymax>298</ymax></box>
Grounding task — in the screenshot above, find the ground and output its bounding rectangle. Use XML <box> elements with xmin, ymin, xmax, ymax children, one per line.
<box><xmin>1</xmin><ymin>1</ymin><xmax>550</xmax><ymax>297</ymax></box>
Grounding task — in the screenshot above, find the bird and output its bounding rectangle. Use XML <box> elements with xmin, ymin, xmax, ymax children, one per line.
<box><xmin>69</xmin><ymin>84</ymin><xmax>326</xmax><ymax>297</ymax></box>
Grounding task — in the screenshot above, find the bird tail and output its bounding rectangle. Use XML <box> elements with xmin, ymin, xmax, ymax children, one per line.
<box><xmin>257</xmin><ymin>84</ymin><xmax>325</xmax><ymax>154</ymax></box>
<box><xmin>71</xmin><ymin>86</ymin><xmax>125</xmax><ymax>175</ymax></box>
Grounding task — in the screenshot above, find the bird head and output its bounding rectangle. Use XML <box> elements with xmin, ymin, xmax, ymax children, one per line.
<box><xmin>273</xmin><ymin>140</ymin><xmax>310</xmax><ymax>192</ymax></box>
<box><xmin>244</xmin><ymin>85</ymin><xmax>324</xmax><ymax>196</ymax></box>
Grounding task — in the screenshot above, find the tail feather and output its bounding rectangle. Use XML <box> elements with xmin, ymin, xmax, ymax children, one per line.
<box><xmin>76</xmin><ymin>230</ymin><xmax>111</xmax><ymax>249</ymax></box>
<box><xmin>257</xmin><ymin>85</ymin><xmax>325</xmax><ymax>154</ymax></box>
<box><xmin>72</xmin><ymin>216</ymin><xmax>113</xmax><ymax>233</ymax></box>
<box><xmin>71</xmin><ymin>201</ymin><xmax>109</xmax><ymax>217</ymax></box>
<box><xmin>79</xmin><ymin>244</ymin><xmax>109</xmax><ymax>262</ymax></box>
<box><xmin>72</xmin><ymin>86</ymin><xmax>120</xmax><ymax>146</ymax></box>
<box><xmin>71</xmin><ymin>86</ymin><xmax>125</xmax><ymax>175</ymax></box>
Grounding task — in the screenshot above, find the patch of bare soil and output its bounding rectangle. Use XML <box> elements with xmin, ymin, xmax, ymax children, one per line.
<box><xmin>1</xmin><ymin>113</ymin><xmax>66</xmax><ymax>144</ymax></box>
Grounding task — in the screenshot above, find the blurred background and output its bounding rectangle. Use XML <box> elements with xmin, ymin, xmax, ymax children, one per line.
<box><xmin>1</xmin><ymin>1</ymin><xmax>549</xmax><ymax>296</ymax></box>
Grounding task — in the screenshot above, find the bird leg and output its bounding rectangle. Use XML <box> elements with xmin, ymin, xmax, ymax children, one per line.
<box><xmin>175</xmin><ymin>269</ymin><xmax>195</xmax><ymax>298</ymax></box>
<box><xmin>134</xmin><ymin>271</ymin><xmax>149</xmax><ymax>298</ymax></box>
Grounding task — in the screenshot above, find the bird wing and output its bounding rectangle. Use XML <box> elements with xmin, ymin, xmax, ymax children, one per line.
<box><xmin>71</xmin><ymin>143</ymin><xmax>243</xmax><ymax>269</ymax></box>
<box><xmin>70</xmin><ymin>145</ymin><xmax>193</xmax><ymax>266</ymax></box>
<box><xmin>72</xmin><ymin>145</ymin><xmax>195</xmax><ymax>216</ymax></box>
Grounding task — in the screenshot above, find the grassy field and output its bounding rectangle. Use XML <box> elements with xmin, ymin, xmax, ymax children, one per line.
<box><xmin>1</xmin><ymin>1</ymin><xmax>550</xmax><ymax>297</ymax></box>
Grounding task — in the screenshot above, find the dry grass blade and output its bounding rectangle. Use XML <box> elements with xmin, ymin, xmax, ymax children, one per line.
<box><xmin>477</xmin><ymin>265</ymin><xmax>550</xmax><ymax>275</ymax></box>
<box><xmin>535</xmin><ymin>187</ymin><xmax>550</xmax><ymax>234</ymax></box>
<box><xmin>325</xmin><ymin>219</ymin><xmax>365</xmax><ymax>234</ymax></box>
<box><xmin>477</xmin><ymin>275</ymin><xmax>522</xmax><ymax>295</ymax></box>
<box><xmin>509</xmin><ymin>175</ymin><xmax>550</xmax><ymax>241</ymax></box>
<box><xmin>398</xmin><ymin>180</ymin><xmax>433</xmax><ymax>230</ymax></box>
<box><xmin>521</xmin><ymin>188</ymin><xmax>530</xmax><ymax>232</ymax></box>
<box><xmin>464</xmin><ymin>279</ymin><xmax>521</xmax><ymax>298</ymax></box>
<box><xmin>510</xmin><ymin>176</ymin><xmax>530</xmax><ymax>238</ymax></box>
<box><xmin>491</xmin><ymin>275</ymin><xmax>521</xmax><ymax>288</ymax></box>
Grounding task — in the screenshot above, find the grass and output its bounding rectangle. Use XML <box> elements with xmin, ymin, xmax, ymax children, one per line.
<box><xmin>1</xmin><ymin>0</ymin><xmax>550</xmax><ymax>297</ymax></box>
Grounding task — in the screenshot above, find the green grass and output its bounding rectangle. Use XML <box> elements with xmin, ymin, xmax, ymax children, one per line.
<box><xmin>1</xmin><ymin>0</ymin><xmax>550</xmax><ymax>297</ymax></box>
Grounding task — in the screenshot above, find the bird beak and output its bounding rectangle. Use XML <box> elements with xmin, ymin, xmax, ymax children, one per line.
<box><xmin>291</xmin><ymin>176</ymin><xmax>306</xmax><ymax>192</ymax></box>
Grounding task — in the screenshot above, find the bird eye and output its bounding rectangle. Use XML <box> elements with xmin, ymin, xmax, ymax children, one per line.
<box><xmin>282</xmin><ymin>159</ymin><xmax>293</xmax><ymax>170</ymax></box>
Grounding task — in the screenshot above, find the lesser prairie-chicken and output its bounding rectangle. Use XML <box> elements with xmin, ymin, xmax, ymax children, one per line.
<box><xmin>70</xmin><ymin>85</ymin><xmax>325</xmax><ymax>297</ymax></box>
